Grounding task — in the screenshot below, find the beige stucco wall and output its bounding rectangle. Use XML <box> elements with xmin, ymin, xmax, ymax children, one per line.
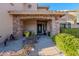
<box><xmin>23</xmin><ymin>19</ymin><xmax>37</xmax><ymax>34</ymax></box>
<box><xmin>23</xmin><ymin>3</ymin><xmax>37</xmax><ymax>11</ymax></box>
<box><xmin>60</xmin><ymin>14</ymin><xmax>77</xmax><ymax>28</ymax></box>
<box><xmin>0</xmin><ymin>4</ymin><xmax>13</xmax><ymax>43</ymax></box>
<box><xmin>0</xmin><ymin>3</ymin><xmax>26</xmax><ymax>43</ymax></box>
<box><xmin>68</xmin><ymin>12</ymin><xmax>79</xmax><ymax>28</ymax></box>
<box><xmin>75</xmin><ymin>13</ymin><xmax>79</xmax><ymax>28</ymax></box>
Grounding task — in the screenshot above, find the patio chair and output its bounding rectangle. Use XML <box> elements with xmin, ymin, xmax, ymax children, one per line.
<box><xmin>9</xmin><ymin>34</ymin><xmax>16</xmax><ymax>40</ymax></box>
<box><xmin>3</xmin><ymin>34</ymin><xmax>16</xmax><ymax>46</ymax></box>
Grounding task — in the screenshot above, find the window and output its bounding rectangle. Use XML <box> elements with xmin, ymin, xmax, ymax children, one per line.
<box><xmin>60</xmin><ymin>23</ymin><xmax>71</xmax><ymax>29</ymax></box>
<box><xmin>67</xmin><ymin>23</ymin><xmax>71</xmax><ymax>28</ymax></box>
<box><xmin>28</xmin><ymin>4</ymin><xmax>32</xmax><ymax>8</ymax></box>
<box><xmin>77</xmin><ymin>23</ymin><xmax>79</xmax><ymax>25</ymax></box>
<box><xmin>60</xmin><ymin>23</ymin><xmax>66</xmax><ymax>32</ymax></box>
<box><xmin>10</xmin><ymin>3</ymin><xmax>14</xmax><ymax>6</ymax></box>
<box><xmin>60</xmin><ymin>23</ymin><xmax>66</xmax><ymax>28</ymax></box>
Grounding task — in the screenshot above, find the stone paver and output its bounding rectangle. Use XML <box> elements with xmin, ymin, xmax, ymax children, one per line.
<box><xmin>29</xmin><ymin>35</ymin><xmax>64</xmax><ymax>56</ymax></box>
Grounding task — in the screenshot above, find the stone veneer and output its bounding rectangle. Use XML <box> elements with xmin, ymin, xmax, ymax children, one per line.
<box><xmin>51</xmin><ymin>17</ymin><xmax>60</xmax><ymax>35</ymax></box>
<box><xmin>13</xmin><ymin>15</ymin><xmax>61</xmax><ymax>37</ymax></box>
<box><xmin>13</xmin><ymin>16</ymin><xmax>23</xmax><ymax>38</ymax></box>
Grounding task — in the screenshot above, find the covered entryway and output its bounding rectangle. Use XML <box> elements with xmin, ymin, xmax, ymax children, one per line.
<box><xmin>12</xmin><ymin>16</ymin><xmax>53</xmax><ymax>38</ymax></box>
<box><xmin>22</xmin><ymin>19</ymin><xmax>51</xmax><ymax>35</ymax></box>
<box><xmin>9</xmin><ymin>11</ymin><xmax>65</xmax><ymax>38</ymax></box>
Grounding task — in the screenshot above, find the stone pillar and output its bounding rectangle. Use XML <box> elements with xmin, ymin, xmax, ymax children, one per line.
<box><xmin>51</xmin><ymin>17</ymin><xmax>55</xmax><ymax>36</ymax></box>
<box><xmin>13</xmin><ymin>16</ymin><xmax>22</xmax><ymax>38</ymax></box>
<box><xmin>55</xmin><ymin>20</ymin><xmax>60</xmax><ymax>34</ymax></box>
<box><xmin>51</xmin><ymin>17</ymin><xmax>60</xmax><ymax>36</ymax></box>
<box><xmin>13</xmin><ymin>16</ymin><xmax>17</xmax><ymax>37</ymax></box>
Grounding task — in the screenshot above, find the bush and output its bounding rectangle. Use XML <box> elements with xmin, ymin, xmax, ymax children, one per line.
<box><xmin>54</xmin><ymin>33</ymin><xmax>79</xmax><ymax>56</ymax></box>
<box><xmin>23</xmin><ymin>32</ymin><xmax>30</xmax><ymax>37</ymax></box>
<box><xmin>51</xmin><ymin>35</ymin><xmax>56</xmax><ymax>44</ymax></box>
<box><xmin>61</xmin><ymin>28</ymin><xmax>79</xmax><ymax>38</ymax></box>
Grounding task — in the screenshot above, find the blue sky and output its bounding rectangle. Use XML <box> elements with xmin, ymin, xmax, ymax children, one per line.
<box><xmin>38</xmin><ymin>3</ymin><xmax>79</xmax><ymax>10</ymax></box>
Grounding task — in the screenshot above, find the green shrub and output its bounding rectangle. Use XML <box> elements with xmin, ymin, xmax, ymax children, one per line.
<box><xmin>23</xmin><ymin>31</ymin><xmax>36</xmax><ymax>38</ymax></box>
<box><xmin>61</xmin><ymin>28</ymin><xmax>79</xmax><ymax>38</ymax></box>
<box><xmin>52</xmin><ymin>28</ymin><xmax>79</xmax><ymax>55</ymax></box>
<box><xmin>24</xmin><ymin>32</ymin><xmax>30</xmax><ymax>37</ymax></box>
<box><xmin>51</xmin><ymin>35</ymin><xmax>56</xmax><ymax>44</ymax></box>
<box><xmin>54</xmin><ymin>33</ymin><xmax>79</xmax><ymax>56</ymax></box>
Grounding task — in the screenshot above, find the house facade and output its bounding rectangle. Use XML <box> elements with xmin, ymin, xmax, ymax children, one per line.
<box><xmin>0</xmin><ymin>3</ymin><xmax>78</xmax><ymax>43</ymax></box>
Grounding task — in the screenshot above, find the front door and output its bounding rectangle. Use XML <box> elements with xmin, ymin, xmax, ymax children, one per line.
<box><xmin>37</xmin><ymin>24</ymin><xmax>42</xmax><ymax>34</ymax></box>
<box><xmin>37</xmin><ymin>21</ymin><xmax>47</xmax><ymax>35</ymax></box>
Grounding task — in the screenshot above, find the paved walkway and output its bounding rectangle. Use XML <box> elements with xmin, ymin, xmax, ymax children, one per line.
<box><xmin>28</xmin><ymin>35</ymin><xmax>63</xmax><ymax>56</ymax></box>
<box><xmin>0</xmin><ymin>36</ymin><xmax>63</xmax><ymax>56</ymax></box>
<box><xmin>0</xmin><ymin>38</ymin><xmax>23</xmax><ymax>52</ymax></box>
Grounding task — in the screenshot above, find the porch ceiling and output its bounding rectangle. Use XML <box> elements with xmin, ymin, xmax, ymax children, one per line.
<box><xmin>21</xmin><ymin>18</ymin><xmax>52</xmax><ymax>21</ymax></box>
<box><xmin>19</xmin><ymin>15</ymin><xmax>53</xmax><ymax>20</ymax></box>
